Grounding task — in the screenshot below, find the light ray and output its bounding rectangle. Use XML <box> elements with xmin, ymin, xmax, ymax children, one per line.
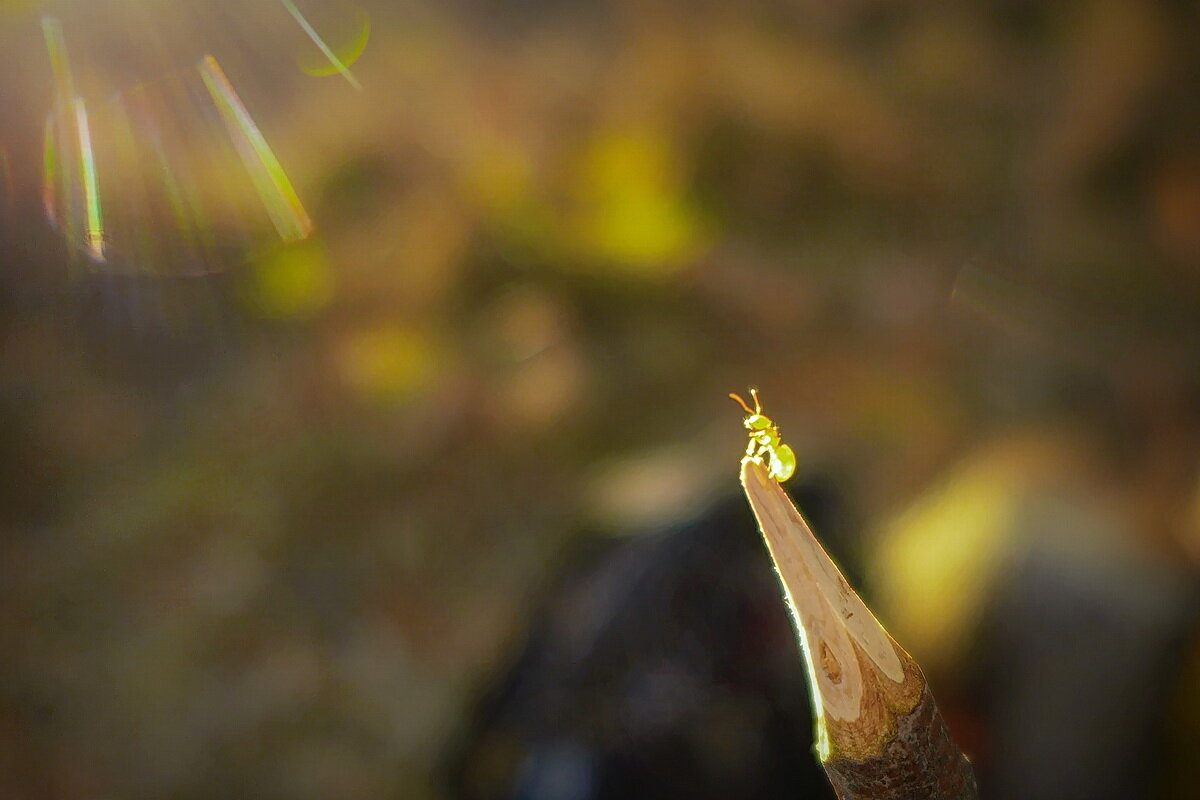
<box><xmin>41</xmin><ymin>17</ymin><xmax>75</xmax><ymax>104</ymax></box>
<box><xmin>73</xmin><ymin>97</ymin><xmax>105</xmax><ymax>261</ymax></box>
<box><xmin>42</xmin><ymin>113</ymin><xmax>59</xmax><ymax>225</ymax></box>
<box><xmin>279</xmin><ymin>0</ymin><xmax>364</xmax><ymax>89</ymax></box>
<box><xmin>197</xmin><ymin>55</ymin><xmax>313</xmax><ymax>243</ymax></box>
<box><xmin>41</xmin><ymin>16</ymin><xmax>80</xmax><ymax>247</ymax></box>
<box><xmin>0</xmin><ymin>146</ymin><xmax>13</xmax><ymax>231</ymax></box>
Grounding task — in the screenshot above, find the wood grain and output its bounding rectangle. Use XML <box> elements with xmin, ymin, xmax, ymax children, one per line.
<box><xmin>740</xmin><ymin>459</ymin><xmax>978</xmax><ymax>799</ymax></box>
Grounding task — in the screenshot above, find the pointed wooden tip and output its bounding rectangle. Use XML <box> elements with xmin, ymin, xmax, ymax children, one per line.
<box><xmin>738</xmin><ymin>459</ymin><xmax>978</xmax><ymax>799</ymax></box>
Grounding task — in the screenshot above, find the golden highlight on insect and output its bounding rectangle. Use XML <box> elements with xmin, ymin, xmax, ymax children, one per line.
<box><xmin>730</xmin><ymin>387</ymin><xmax>796</xmax><ymax>481</ymax></box>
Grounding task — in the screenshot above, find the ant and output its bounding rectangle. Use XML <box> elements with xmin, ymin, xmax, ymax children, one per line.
<box><xmin>729</xmin><ymin>388</ymin><xmax>796</xmax><ymax>481</ymax></box>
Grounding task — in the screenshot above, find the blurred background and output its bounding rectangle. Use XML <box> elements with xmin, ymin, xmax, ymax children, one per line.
<box><xmin>1</xmin><ymin>1</ymin><xmax>1199</xmax><ymax>798</ymax></box>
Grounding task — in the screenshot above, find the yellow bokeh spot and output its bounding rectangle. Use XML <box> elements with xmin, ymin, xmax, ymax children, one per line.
<box><xmin>571</xmin><ymin>127</ymin><xmax>707</xmax><ymax>274</ymax></box>
<box><xmin>871</xmin><ymin>437</ymin><xmax>1077</xmax><ymax>675</ymax></box>
<box><xmin>337</xmin><ymin>325</ymin><xmax>434</xmax><ymax>402</ymax></box>
<box><xmin>246</xmin><ymin>240</ymin><xmax>335</xmax><ymax>319</ymax></box>
<box><xmin>876</xmin><ymin>469</ymin><xmax>1014</xmax><ymax>673</ymax></box>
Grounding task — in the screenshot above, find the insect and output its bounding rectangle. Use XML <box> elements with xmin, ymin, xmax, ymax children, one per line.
<box><xmin>729</xmin><ymin>387</ymin><xmax>796</xmax><ymax>481</ymax></box>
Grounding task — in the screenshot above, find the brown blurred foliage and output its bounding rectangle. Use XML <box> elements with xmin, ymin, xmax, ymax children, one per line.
<box><xmin>0</xmin><ymin>1</ymin><xmax>1198</xmax><ymax>798</ymax></box>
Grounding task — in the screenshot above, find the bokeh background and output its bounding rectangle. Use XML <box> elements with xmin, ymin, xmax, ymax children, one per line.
<box><xmin>2</xmin><ymin>1</ymin><xmax>1199</xmax><ymax>798</ymax></box>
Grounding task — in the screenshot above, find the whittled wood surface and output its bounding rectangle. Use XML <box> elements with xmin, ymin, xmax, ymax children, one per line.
<box><xmin>740</xmin><ymin>459</ymin><xmax>978</xmax><ymax>800</ymax></box>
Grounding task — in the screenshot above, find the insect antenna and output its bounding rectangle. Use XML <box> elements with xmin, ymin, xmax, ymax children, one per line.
<box><xmin>749</xmin><ymin>387</ymin><xmax>763</xmax><ymax>414</ymax></box>
<box><xmin>729</xmin><ymin>392</ymin><xmax>755</xmax><ymax>415</ymax></box>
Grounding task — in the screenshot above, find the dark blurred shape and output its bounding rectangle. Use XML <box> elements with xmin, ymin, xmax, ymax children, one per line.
<box><xmin>872</xmin><ymin>358</ymin><xmax>1200</xmax><ymax>800</ymax></box>
<box><xmin>967</xmin><ymin>358</ymin><xmax>1200</xmax><ymax>800</ymax></box>
<box><xmin>445</xmin><ymin>480</ymin><xmax>847</xmax><ymax>800</ymax></box>
<box><xmin>975</xmin><ymin>513</ymin><xmax>1198</xmax><ymax>800</ymax></box>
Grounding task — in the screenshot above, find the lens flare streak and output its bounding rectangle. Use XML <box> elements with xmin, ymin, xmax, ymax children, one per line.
<box><xmin>74</xmin><ymin>98</ymin><xmax>105</xmax><ymax>261</ymax></box>
<box><xmin>0</xmin><ymin>147</ymin><xmax>13</xmax><ymax>226</ymax></box>
<box><xmin>39</xmin><ymin>18</ymin><xmax>315</xmax><ymax>273</ymax></box>
<box><xmin>42</xmin><ymin>17</ymin><xmax>80</xmax><ymax>247</ymax></box>
<box><xmin>42</xmin><ymin>113</ymin><xmax>59</xmax><ymax>225</ymax></box>
<box><xmin>42</xmin><ymin>17</ymin><xmax>105</xmax><ymax>261</ymax></box>
<box><xmin>198</xmin><ymin>55</ymin><xmax>313</xmax><ymax>243</ymax></box>
<box><xmin>279</xmin><ymin>0</ymin><xmax>363</xmax><ymax>90</ymax></box>
<box><xmin>41</xmin><ymin>17</ymin><xmax>75</xmax><ymax>106</ymax></box>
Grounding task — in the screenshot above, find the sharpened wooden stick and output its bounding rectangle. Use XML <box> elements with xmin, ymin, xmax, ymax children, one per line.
<box><xmin>739</xmin><ymin>459</ymin><xmax>978</xmax><ymax>800</ymax></box>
